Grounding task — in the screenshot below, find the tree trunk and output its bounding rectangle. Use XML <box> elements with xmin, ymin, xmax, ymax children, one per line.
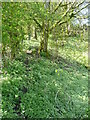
<box><xmin>39</xmin><ymin>0</ymin><xmax>50</xmax><ymax>53</ymax></box>
<box><xmin>34</xmin><ymin>27</ymin><xmax>37</xmax><ymax>40</ymax></box>
<box><xmin>40</xmin><ymin>23</ymin><xmax>49</xmax><ymax>53</ymax></box>
<box><xmin>11</xmin><ymin>47</ymin><xmax>15</xmax><ymax>60</ymax></box>
<box><xmin>44</xmin><ymin>30</ymin><xmax>48</xmax><ymax>52</ymax></box>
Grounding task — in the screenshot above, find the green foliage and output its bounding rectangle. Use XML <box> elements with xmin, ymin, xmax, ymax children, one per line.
<box><xmin>1</xmin><ymin>2</ymin><xmax>88</xmax><ymax>119</ymax></box>
<box><xmin>2</xmin><ymin>2</ymin><xmax>88</xmax><ymax>58</ymax></box>
<box><xmin>2</xmin><ymin>53</ymin><xmax>88</xmax><ymax>118</ymax></box>
<box><xmin>6</xmin><ymin>60</ymin><xmax>26</xmax><ymax>76</ymax></box>
<box><xmin>2</xmin><ymin>3</ymin><xmax>27</xmax><ymax>59</ymax></box>
<box><xmin>49</xmin><ymin>36</ymin><xmax>88</xmax><ymax>66</ymax></box>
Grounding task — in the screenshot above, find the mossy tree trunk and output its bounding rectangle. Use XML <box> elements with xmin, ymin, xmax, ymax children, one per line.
<box><xmin>39</xmin><ymin>1</ymin><xmax>50</xmax><ymax>53</ymax></box>
<box><xmin>34</xmin><ymin>27</ymin><xmax>37</xmax><ymax>40</ymax></box>
<box><xmin>40</xmin><ymin>21</ymin><xmax>49</xmax><ymax>53</ymax></box>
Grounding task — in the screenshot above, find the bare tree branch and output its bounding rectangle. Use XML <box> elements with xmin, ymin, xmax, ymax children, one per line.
<box><xmin>33</xmin><ymin>18</ymin><xmax>43</xmax><ymax>30</ymax></box>
<box><xmin>50</xmin><ymin>2</ymin><xmax>75</xmax><ymax>31</ymax></box>
<box><xmin>76</xmin><ymin>15</ymin><xmax>89</xmax><ymax>19</ymax></box>
<box><xmin>50</xmin><ymin>1</ymin><xmax>87</xmax><ymax>32</ymax></box>
<box><xmin>52</xmin><ymin>2</ymin><xmax>62</xmax><ymax>14</ymax></box>
<box><xmin>75</xmin><ymin>0</ymin><xmax>85</xmax><ymax>8</ymax></box>
<box><xmin>74</xmin><ymin>4</ymin><xmax>88</xmax><ymax>15</ymax></box>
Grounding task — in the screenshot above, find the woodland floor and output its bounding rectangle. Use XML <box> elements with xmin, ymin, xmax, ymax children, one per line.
<box><xmin>1</xmin><ymin>36</ymin><xmax>88</xmax><ymax>118</ymax></box>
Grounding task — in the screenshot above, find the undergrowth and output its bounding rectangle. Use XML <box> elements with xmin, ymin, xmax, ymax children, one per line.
<box><xmin>1</xmin><ymin>36</ymin><xmax>88</xmax><ymax>118</ymax></box>
<box><xmin>2</xmin><ymin>55</ymin><xmax>88</xmax><ymax>118</ymax></box>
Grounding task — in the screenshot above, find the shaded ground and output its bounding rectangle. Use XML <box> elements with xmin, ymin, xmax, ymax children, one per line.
<box><xmin>1</xmin><ymin>36</ymin><xmax>88</xmax><ymax>118</ymax></box>
<box><xmin>2</xmin><ymin>52</ymin><xmax>88</xmax><ymax>118</ymax></box>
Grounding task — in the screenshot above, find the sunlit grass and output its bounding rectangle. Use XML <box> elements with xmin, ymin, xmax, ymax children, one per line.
<box><xmin>2</xmin><ymin>35</ymin><xmax>88</xmax><ymax>118</ymax></box>
<box><xmin>49</xmin><ymin>36</ymin><xmax>88</xmax><ymax>66</ymax></box>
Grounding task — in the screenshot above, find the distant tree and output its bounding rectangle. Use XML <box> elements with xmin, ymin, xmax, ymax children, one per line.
<box><xmin>26</xmin><ymin>1</ymin><xmax>88</xmax><ymax>53</ymax></box>
<box><xmin>2</xmin><ymin>1</ymin><xmax>88</xmax><ymax>63</ymax></box>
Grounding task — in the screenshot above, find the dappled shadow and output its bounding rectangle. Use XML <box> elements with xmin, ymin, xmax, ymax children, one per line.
<box><xmin>46</xmin><ymin>52</ymin><xmax>88</xmax><ymax>74</ymax></box>
<box><xmin>23</xmin><ymin>45</ymin><xmax>88</xmax><ymax>75</ymax></box>
<box><xmin>2</xmin><ymin>50</ymin><xmax>88</xmax><ymax>118</ymax></box>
